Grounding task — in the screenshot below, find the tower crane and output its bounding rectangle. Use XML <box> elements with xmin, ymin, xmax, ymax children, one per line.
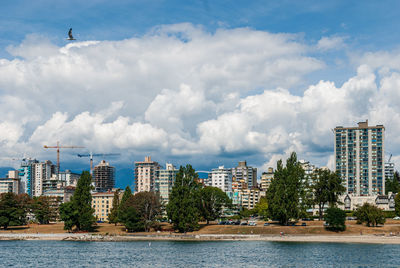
<box><xmin>44</xmin><ymin>141</ymin><xmax>85</xmax><ymax>173</ymax></box>
<box><xmin>77</xmin><ymin>152</ymin><xmax>120</xmax><ymax>174</ymax></box>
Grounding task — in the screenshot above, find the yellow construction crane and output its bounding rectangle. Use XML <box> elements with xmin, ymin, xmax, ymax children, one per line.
<box><xmin>44</xmin><ymin>141</ymin><xmax>85</xmax><ymax>173</ymax></box>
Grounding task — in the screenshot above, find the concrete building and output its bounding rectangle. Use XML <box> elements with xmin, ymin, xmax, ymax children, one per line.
<box><xmin>210</xmin><ymin>166</ymin><xmax>232</xmax><ymax>192</ymax></box>
<box><xmin>260</xmin><ymin>168</ymin><xmax>274</xmax><ymax>191</ymax></box>
<box><xmin>232</xmin><ymin>161</ymin><xmax>257</xmax><ymax>189</ymax></box>
<box><xmin>232</xmin><ymin>177</ymin><xmax>248</xmax><ymax>191</ymax></box>
<box><xmin>93</xmin><ymin>160</ymin><xmax>115</xmax><ymax>192</ymax></box>
<box><xmin>235</xmin><ymin>189</ymin><xmax>266</xmax><ymax>210</ymax></box>
<box><xmin>135</xmin><ymin>156</ymin><xmax>161</xmax><ymax>193</ymax></box>
<box><xmin>155</xmin><ymin>163</ymin><xmax>177</xmax><ymax>204</ymax></box>
<box><xmin>0</xmin><ymin>177</ymin><xmax>20</xmax><ymax>194</ymax></box>
<box><xmin>334</xmin><ymin>120</ymin><xmax>385</xmax><ymax>196</ymax></box>
<box><xmin>92</xmin><ymin>190</ymin><xmax>122</xmax><ymax>222</ymax></box>
<box><xmin>32</xmin><ymin>160</ymin><xmax>57</xmax><ymax>197</ymax></box>
<box><xmin>339</xmin><ymin>193</ymin><xmax>396</xmax><ymax>211</ymax></box>
<box><xmin>385</xmin><ymin>162</ymin><xmax>395</xmax><ymax>182</ymax></box>
<box><xmin>59</xmin><ymin>170</ymin><xmax>80</xmax><ymax>187</ymax></box>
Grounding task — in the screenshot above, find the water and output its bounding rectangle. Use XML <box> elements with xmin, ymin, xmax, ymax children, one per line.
<box><xmin>1</xmin><ymin>240</ymin><xmax>399</xmax><ymax>267</ymax></box>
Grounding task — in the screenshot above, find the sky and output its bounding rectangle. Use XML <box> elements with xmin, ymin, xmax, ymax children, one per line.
<box><xmin>1</xmin><ymin>0</ymin><xmax>400</xmax><ymax>188</ymax></box>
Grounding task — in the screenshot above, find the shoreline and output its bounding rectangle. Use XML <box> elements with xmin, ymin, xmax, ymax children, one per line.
<box><xmin>1</xmin><ymin>233</ymin><xmax>400</xmax><ymax>244</ymax></box>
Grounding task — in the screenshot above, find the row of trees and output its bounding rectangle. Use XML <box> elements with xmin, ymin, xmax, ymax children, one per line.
<box><xmin>0</xmin><ymin>192</ymin><xmax>60</xmax><ymax>229</ymax></box>
<box><xmin>266</xmin><ymin>152</ymin><xmax>346</xmax><ymax>225</ymax></box>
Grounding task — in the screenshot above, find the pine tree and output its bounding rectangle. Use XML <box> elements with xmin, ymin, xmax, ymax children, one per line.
<box><xmin>167</xmin><ymin>165</ymin><xmax>201</xmax><ymax>232</ymax></box>
<box><xmin>119</xmin><ymin>186</ymin><xmax>132</xmax><ymax>211</ymax></box>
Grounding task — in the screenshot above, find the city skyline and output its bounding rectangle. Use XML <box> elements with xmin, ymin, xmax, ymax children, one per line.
<box><xmin>1</xmin><ymin>1</ymin><xmax>400</xmax><ymax>187</ymax></box>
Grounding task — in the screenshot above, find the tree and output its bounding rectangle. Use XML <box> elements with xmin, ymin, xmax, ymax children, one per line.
<box><xmin>32</xmin><ymin>196</ymin><xmax>58</xmax><ymax>224</ymax></box>
<box><xmin>254</xmin><ymin>196</ymin><xmax>268</xmax><ymax>220</ymax></box>
<box><xmin>127</xmin><ymin>192</ymin><xmax>163</xmax><ymax>232</ymax></box>
<box><xmin>199</xmin><ymin>187</ymin><xmax>232</xmax><ymax>224</ymax></box>
<box><xmin>324</xmin><ymin>207</ymin><xmax>346</xmax><ymax>231</ymax></box>
<box><xmin>119</xmin><ymin>186</ymin><xmax>132</xmax><ymax>211</ymax></box>
<box><xmin>311</xmin><ymin>168</ymin><xmax>346</xmax><ymax>220</ymax></box>
<box><xmin>59</xmin><ymin>171</ymin><xmax>96</xmax><ymax>231</ymax></box>
<box><xmin>395</xmin><ymin>193</ymin><xmax>400</xmax><ymax>216</ymax></box>
<box><xmin>0</xmin><ymin>193</ymin><xmax>27</xmax><ymax>229</ymax></box>
<box><xmin>119</xmin><ymin>206</ymin><xmax>144</xmax><ymax>232</ymax></box>
<box><xmin>354</xmin><ymin>203</ymin><xmax>386</xmax><ymax>227</ymax></box>
<box><xmin>167</xmin><ymin>164</ymin><xmax>202</xmax><ymax>232</ymax></box>
<box><xmin>266</xmin><ymin>152</ymin><xmax>305</xmax><ymax>225</ymax></box>
<box><xmin>108</xmin><ymin>189</ymin><xmax>120</xmax><ymax>225</ymax></box>
<box><xmin>386</xmin><ymin>171</ymin><xmax>400</xmax><ymax>194</ymax></box>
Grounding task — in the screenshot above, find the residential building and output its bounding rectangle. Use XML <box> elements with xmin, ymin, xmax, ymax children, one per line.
<box><xmin>32</xmin><ymin>160</ymin><xmax>57</xmax><ymax>197</ymax></box>
<box><xmin>210</xmin><ymin>166</ymin><xmax>232</xmax><ymax>192</ymax></box>
<box><xmin>232</xmin><ymin>176</ymin><xmax>248</xmax><ymax>190</ymax></box>
<box><xmin>93</xmin><ymin>160</ymin><xmax>115</xmax><ymax>192</ymax></box>
<box><xmin>236</xmin><ymin>189</ymin><xmax>266</xmax><ymax>210</ymax></box>
<box><xmin>59</xmin><ymin>170</ymin><xmax>80</xmax><ymax>187</ymax></box>
<box><xmin>385</xmin><ymin>162</ymin><xmax>395</xmax><ymax>182</ymax></box>
<box><xmin>260</xmin><ymin>167</ymin><xmax>274</xmax><ymax>191</ymax></box>
<box><xmin>334</xmin><ymin>120</ymin><xmax>385</xmax><ymax>196</ymax></box>
<box><xmin>92</xmin><ymin>190</ymin><xmax>122</xmax><ymax>222</ymax></box>
<box><xmin>231</xmin><ymin>161</ymin><xmax>257</xmax><ymax>189</ymax></box>
<box><xmin>155</xmin><ymin>163</ymin><xmax>177</xmax><ymax>204</ymax></box>
<box><xmin>339</xmin><ymin>193</ymin><xmax>396</xmax><ymax>211</ymax></box>
<box><xmin>134</xmin><ymin>156</ymin><xmax>161</xmax><ymax>193</ymax></box>
<box><xmin>18</xmin><ymin>158</ymin><xmax>39</xmax><ymax>196</ymax></box>
<box><xmin>0</xmin><ymin>177</ymin><xmax>20</xmax><ymax>194</ymax></box>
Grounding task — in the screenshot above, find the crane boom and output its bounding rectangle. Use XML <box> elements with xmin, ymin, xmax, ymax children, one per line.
<box><xmin>77</xmin><ymin>152</ymin><xmax>120</xmax><ymax>174</ymax></box>
<box><xmin>43</xmin><ymin>141</ymin><xmax>85</xmax><ymax>173</ymax></box>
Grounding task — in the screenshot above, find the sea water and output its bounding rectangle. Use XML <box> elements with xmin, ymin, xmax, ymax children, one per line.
<box><xmin>0</xmin><ymin>240</ymin><xmax>399</xmax><ymax>267</ymax></box>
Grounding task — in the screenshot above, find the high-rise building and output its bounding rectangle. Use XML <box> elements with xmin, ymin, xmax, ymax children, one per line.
<box><xmin>134</xmin><ymin>156</ymin><xmax>161</xmax><ymax>193</ymax></box>
<box><xmin>260</xmin><ymin>167</ymin><xmax>274</xmax><ymax>191</ymax></box>
<box><xmin>18</xmin><ymin>158</ymin><xmax>39</xmax><ymax>196</ymax></box>
<box><xmin>210</xmin><ymin>166</ymin><xmax>232</xmax><ymax>192</ymax></box>
<box><xmin>334</xmin><ymin>120</ymin><xmax>385</xmax><ymax>196</ymax></box>
<box><xmin>0</xmin><ymin>171</ymin><xmax>21</xmax><ymax>194</ymax></box>
<box><xmin>93</xmin><ymin>160</ymin><xmax>115</xmax><ymax>192</ymax></box>
<box><xmin>231</xmin><ymin>161</ymin><xmax>257</xmax><ymax>189</ymax></box>
<box><xmin>385</xmin><ymin>162</ymin><xmax>395</xmax><ymax>182</ymax></box>
<box><xmin>155</xmin><ymin>163</ymin><xmax>177</xmax><ymax>204</ymax></box>
<box><xmin>32</xmin><ymin>160</ymin><xmax>57</xmax><ymax>197</ymax></box>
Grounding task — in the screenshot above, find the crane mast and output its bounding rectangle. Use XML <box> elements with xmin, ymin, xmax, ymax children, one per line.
<box><xmin>44</xmin><ymin>141</ymin><xmax>85</xmax><ymax>173</ymax></box>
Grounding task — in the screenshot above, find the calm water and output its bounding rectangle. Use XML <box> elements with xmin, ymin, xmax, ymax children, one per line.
<box><xmin>1</xmin><ymin>240</ymin><xmax>400</xmax><ymax>267</ymax></box>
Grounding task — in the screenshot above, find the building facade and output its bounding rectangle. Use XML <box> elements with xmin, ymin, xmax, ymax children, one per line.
<box><xmin>93</xmin><ymin>160</ymin><xmax>115</xmax><ymax>192</ymax></box>
<box><xmin>260</xmin><ymin>167</ymin><xmax>274</xmax><ymax>191</ymax></box>
<box><xmin>134</xmin><ymin>156</ymin><xmax>161</xmax><ymax>193</ymax></box>
<box><xmin>236</xmin><ymin>189</ymin><xmax>266</xmax><ymax>210</ymax></box>
<box><xmin>334</xmin><ymin>120</ymin><xmax>385</xmax><ymax>196</ymax></box>
<box><xmin>210</xmin><ymin>166</ymin><xmax>232</xmax><ymax>192</ymax></box>
<box><xmin>231</xmin><ymin>161</ymin><xmax>257</xmax><ymax>189</ymax></box>
<box><xmin>155</xmin><ymin>163</ymin><xmax>177</xmax><ymax>204</ymax></box>
<box><xmin>32</xmin><ymin>160</ymin><xmax>56</xmax><ymax>197</ymax></box>
<box><xmin>18</xmin><ymin>158</ymin><xmax>39</xmax><ymax>196</ymax></box>
<box><xmin>0</xmin><ymin>177</ymin><xmax>20</xmax><ymax>194</ymax></box>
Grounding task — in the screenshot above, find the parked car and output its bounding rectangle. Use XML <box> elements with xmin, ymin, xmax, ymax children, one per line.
<box><xmin>301</xmin><ymin>223</ymin><xmax>307</xmax><ymax>226</ymax></box>
<box><xmin>248</xmin><ymin>221</ymin><xmax>257</xmax><ymax>226</ymax></box>
<box><xmin>346</xmin><ymin>216</ymin><xmax>357</xmax><ymax>220</ymax></box>
<box><xmin>264</xmin><ymin>222</ymin><xmax>270</xmax><ymax>226</ymax></box>
<box><xmin>234</xmin><ymin>220</ymin><xmax>241</xmax><ymax>225</ymax></box>
<box><xmin>218</xmin><ymin>221</ymin><xmax>226</xmax><ymax>225</ymax></box>
<box><xmin>393</xmin><ymin>216</ymin><xmax>400</xmax><ymax>220</ymax></box>
<box><xmin>240</xmin><ymin>221</ymin><xmax>248</xmax><ymax>225</ymax></box>
<box><xmin>323</xmin><ymin>222</ymin><xmax>329</xmax><ymax>227</ymax></box>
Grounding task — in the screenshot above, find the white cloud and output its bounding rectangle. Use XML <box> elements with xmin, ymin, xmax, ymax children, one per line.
<box><xmin>316</xmin><ymin>36</ymin><xmax>346</xmax><ymax>51</ymax></box>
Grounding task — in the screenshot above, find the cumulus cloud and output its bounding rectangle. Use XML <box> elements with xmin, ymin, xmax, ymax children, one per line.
<box><xmin>1</xmin><ymin>23</ymin><xmax>400</xmax><ymax>174</ymax></box>
<box><xmin>316</xmin><ymin>35</ymin><xmax>346</xmax><ymax>51</ymax></box>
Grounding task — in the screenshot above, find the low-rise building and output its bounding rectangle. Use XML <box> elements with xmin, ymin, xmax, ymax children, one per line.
<box><xmin>235</xmin><ymin>189</ymin><xmax>266</xmax><ymax>210</ymax></box>
<box><xmin>0</xmin><ymin>177</ymin><xmax>20</xmax><ymax>194</ymax></box>
<box><xmin>91</xmin><ymin>190</ymin><xmax>122</xmax><ymax>222</ymax></box>
<box><xmin>339</xmin><ymin>193</ymin><xmax>396</xmax><ymax>211</ymax></box>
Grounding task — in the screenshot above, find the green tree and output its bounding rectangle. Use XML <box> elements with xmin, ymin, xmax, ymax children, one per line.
<box><xmin>395</xmin><ymin>193</ymin><xmax>400</xmax><ymax>216</ymax></box>
<box><xmin>167</xmin><ymin>164</ymin><xmax>201</xmax><ymax>232</ymax></box>
<box><xmin>354</xmin><ymin>203</ymin><xmax>386</xmax><ymax>227</ymax></box>
<box><xmin>266</xmin><ymin>152</ymin><xmax>305</xmax><ymax>225</ymax></box>
<box><xmin>311</xmin><ymin>168</ymin><xmax>346</xmax><ymax>220</ymax></box>
<box><xmin>386</xmin><ymin>171</ymin><xmax>400</xmax><ymax>194</ymax></box>
<box><xmin>199</xmin><ymin>187</ymin><xmax>232</xmax><ymax>224</ymax></box>
<box><xmin>108</xmin><ymin>189</ymin><xmax>120</xmax><ymax>225</ymax></box>
<box><xmin>119</xmin><ymin>186</ymin><xmax>132</xmax><ymax>211</ymax></box>
<box><xmin>0</xmin><ymin>193</ymin><xmax>28</xmax><ymax>229</ymax></box>
<box><xmin>59</xmin><ymin>171</ymin><xmax>95</xmax><ymax>231</ymax></box>
<box><xmin>254</xmin><ymin>196</ymin><xmax>269</xmax><ymax>220</ymax></box>
<box><xmin>324</xmin><ymin>207</ymin><xmax>346</xmax><ymax>231</ymax></box>
<box><xmin>127</xmin><ymin>192</ymin><xmax>163</xmax><ymax>232</ymax></box>
<box><xmin>32</xmin><ymin>196</ymin><xmax>58</xmax><ymax>224</ymax></box>
<box><xmin>119</xmin><ymin>206</ymin><xmax>144</xmax><ymax>232</ymax></box>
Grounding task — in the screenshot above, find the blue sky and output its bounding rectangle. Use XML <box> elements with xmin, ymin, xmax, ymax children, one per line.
<box><xmin>1</xmin><ymin>1</ymin><xmax>400</xmax><ymax>188</ymax></box>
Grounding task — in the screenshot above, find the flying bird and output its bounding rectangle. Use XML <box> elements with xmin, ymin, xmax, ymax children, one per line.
<box><xmin>67</xmin><ymin>28</ymin><xmax>76</xmax><ymax>40</ymax></box>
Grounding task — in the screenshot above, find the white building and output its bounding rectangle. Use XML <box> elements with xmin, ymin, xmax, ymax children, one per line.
<box><xmin>135</xmin><ymin>156</ymin><xmax>161</xmax><ymax>193</ymax></box>
<box><xmin>210</xmin><ymin>166</ymin><xmax>232</xmax><ymax>192</ymax></box>
<box><xmin>33</xmin><ymin>160</ymin><xmax>56</xmax><ymax>197</ymax></box>
<box><xmin>155</xmin><ymin>163</ymin><xmax>177</xmax><ymax>204</ymax></box>
<box><xmin>334</xmin><ymin>120</ymin><xmax>385</xmax><ymax>196</ymax></box>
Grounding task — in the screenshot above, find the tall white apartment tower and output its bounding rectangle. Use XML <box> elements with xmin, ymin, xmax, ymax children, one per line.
<box><xmin>334</xmin><ymin>120</ymin><xmax>385</xmax><ymax>196</ymax></box>
<box><xmin>134</xmin><ymin>156</ymin><xmax>161</xmax><ymax>193</ymax></box>
<box><xmin>210</xmin><ymin>166</ymin><xmax>232</xmax><ymax>192</ymax></box>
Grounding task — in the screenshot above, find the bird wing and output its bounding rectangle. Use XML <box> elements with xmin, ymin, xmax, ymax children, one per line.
<box><xmin>68</xmin><ymin>28</ymin><xmax>73</xmax><ymax>39</ymax></box>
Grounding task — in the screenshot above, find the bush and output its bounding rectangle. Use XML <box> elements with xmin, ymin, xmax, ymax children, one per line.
<box><xmin>354</xmin><ymin>203</ymin><xmax>386</xmax><ymax>227</ymax></box>
<box><xmin>324</xmin><ymin>207</ymin><xmax>346</xmax><ymax>232</ymax></box>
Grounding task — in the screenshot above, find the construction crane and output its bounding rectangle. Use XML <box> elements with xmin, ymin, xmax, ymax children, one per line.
<box><xmin>77</xmin><ymin>152</ymin><xmax>120</xmax><ymax>174</ymax></box>
<box><xmin>44</xmin><ymin>141</ymin><xmax>85</xmax><ymax>173</ymax></box>
<box><xmin>389</xmin><ymin>153</ymin><xmax>393</xmax><ymax>163</ymax></box>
